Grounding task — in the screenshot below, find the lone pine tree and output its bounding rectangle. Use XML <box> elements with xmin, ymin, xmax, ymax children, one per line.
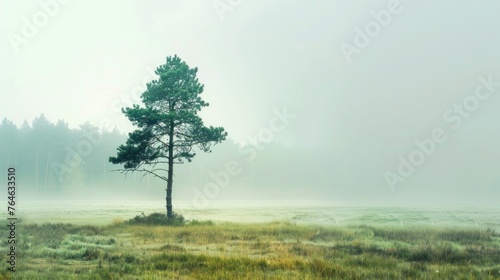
<box><xmin>109</xmin><ymin>55</ymin><xmax>227</xmax><ymax>219</ymax></box>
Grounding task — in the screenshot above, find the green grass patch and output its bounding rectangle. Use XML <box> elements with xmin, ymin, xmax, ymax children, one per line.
<box><xmin>0</xmin><ymin>219</ymin><xmax>499</xmax><ymax>279</ymax></box>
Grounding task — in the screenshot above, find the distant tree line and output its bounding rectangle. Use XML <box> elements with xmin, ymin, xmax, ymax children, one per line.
<box><xmin>0</xmin><ymin>114</ymin><xmax>128</xmax><ymax>196</ymax></box>
<box><xmin>0</xmin><ymin>114</ymin><xmax>331</xmax><ymax>202</ymax></box>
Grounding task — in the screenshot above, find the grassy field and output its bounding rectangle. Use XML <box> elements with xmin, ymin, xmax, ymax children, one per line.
<box><xmin>0</xmin><ymin>216</ymin><xmax>499</xmax><ymax>279</ymax></box>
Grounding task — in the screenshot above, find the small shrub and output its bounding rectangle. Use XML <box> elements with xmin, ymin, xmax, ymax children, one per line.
<box><xmin>168</xmin><ymin>212</ymin><xmax>186</xmax><ymax>226</ymax></box>
<box><xmin>127</xmin><ymin>212</ymin><xmax>185</xmax><ymax>226</ymax></box>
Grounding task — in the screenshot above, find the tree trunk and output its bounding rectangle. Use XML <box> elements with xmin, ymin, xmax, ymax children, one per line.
<box><xmin>166</xmin><ymin>120</ymin><xmax>174</xmax><ymax>219</ymax></box>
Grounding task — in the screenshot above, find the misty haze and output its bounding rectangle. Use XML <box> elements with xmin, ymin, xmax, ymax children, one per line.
<box><xmin>0</xmin><ymin>1</ymin><xmax>499</xmax><ymax>279</ymax></box>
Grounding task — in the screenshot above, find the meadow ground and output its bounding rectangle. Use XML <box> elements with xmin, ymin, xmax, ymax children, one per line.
<box><xmin>0</xmin><ymin>216</ymin><xmax>499</xmax><ymax>279</ymax></box>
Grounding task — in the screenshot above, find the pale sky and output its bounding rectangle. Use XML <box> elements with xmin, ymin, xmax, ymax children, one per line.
<box><xmin>1</xmin><ymin>0</ymin><xmax>500</xmax><ymax>206</ymax></box>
